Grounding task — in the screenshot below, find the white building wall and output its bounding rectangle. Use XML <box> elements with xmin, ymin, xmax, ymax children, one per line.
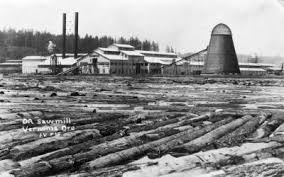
<box><xmin>97</xmin><ymin>56</ymin><xmax>110</xmax><ymax>74</ymax></box>
<box><xmin>22</xmin><ymin>59</ymin><xmax>46</xmax><ymax>73</ymax></box>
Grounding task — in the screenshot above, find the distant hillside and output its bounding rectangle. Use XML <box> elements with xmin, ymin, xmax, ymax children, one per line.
<box><xmin>0</xmin><ymin>29</ymin><xmax>160</xmax><ymax>62</ymax></box>
<box><xmin>0</xmin><ymin>46</ymin><xmax>37</xmax><ymax>63</ymax></box>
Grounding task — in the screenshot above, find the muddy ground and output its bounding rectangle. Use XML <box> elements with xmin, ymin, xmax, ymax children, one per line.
<box><xmin>0</xmin><ymin>75</ymin><xmax>284</xmax><ymax>177</ymax></box>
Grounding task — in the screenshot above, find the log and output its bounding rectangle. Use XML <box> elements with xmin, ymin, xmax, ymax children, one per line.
<box><xmin>270</xmin><ymin>122</ymin><xmax>284</xmax><ymax>137</ymax></box>
<box><xmin>134</xmin><ymin>111</ymin><xmax>238</xmax><ymax>136</ymax></box>
<box><xmin>150</xmin><ymin>117</ymin><xmax>234</xmax><ymax>155</ymax></box>
<box><xmin>214</xmin><ymin>157</ymin><xmax>284</xmax><ymax>177</ymax></box>
<box><xmin>15</xmin><ymin>116</ymin><xmax>195</xmax><ymax>174</ymax></box>
<box><xmin>10</xmin><ymin>128</ymin><xmax>185</xmax><ymax>177</ymax></box>
<box><xmin>69</xmin><ymin>112</ymin><xmax>128</xmax><ymax>126</ymax></box>
<box><xmin>172</xmin><ymin>115</ymin><xmax>253</xmax><ymax>153</ymax></box>
<box><xmin>0</xmin><ymin>127</ymin><xmax>43</xmax><ymax>145</ymax></box>
<box><xmin>17</xmin><ymin>111</ymin><xmax>43</xmax><ymax>119</ymax></box>
<box><xmin>9</xmin><ymin>129</ymin><xmax>101</xmax><ymax>161</ymax></box>
<box><xmin>247</xmin><ymin>121</ymin><xmax>270</xmax><ymax>140</ymax></box>
<box><xmin>214</xmin><ymin>113</ymin><xmax>269</xmax><ymax>148</ymax></box>
<box><xmin>124</xmin><ymin>112</ymin><xmax>194</xmax><ymax>130</ymax></box>
<box><xmin>0</xmin><ymin>111</ymin><xmax>43</xmax><ymax>120</ymax></box>
<box><xmin>0</xmin><ymin>160</ymin><xmax>20</xmax><ymax>172</ymax></box>
<box><xmin>249</xmin><ymin>119</ymin><xmax>284</xmax><ymax>140</ymax></box>
<box><xmin>0</xmin><ymin>120</ymin><xmax>22</xmax><ymax>132</ymax></box>
<box><xmin>81</xmin><ymin>118</ymin><xmax>233</xmax><ymax>170</ymax></box>
<box><xmin>129</xmin><ymin>112</ymin><xmax>214</xmax><ymax>136</ymax></box>
<box><xmin>143</xmin><ymin>105</ymin><xmax>191</xmax><ymax>112</ymax></box>
<box><xmin>18</xmin><ymin>123</ymin><xmax>190</xmax><ymax>168</ymax></box>
<box><xmin>0</xmin><ymin>111</ymin><xmax>46</xmax><ymax>132</ymax></box>
<box><xmin>10</xmin><ymin>114</ymin><xmax>228</xmax><ymax>176</ymax></box>
<box><xmin>122</xmin><ymin>142</ymin><xmax>281</xmax><ymax>177</ymax></box>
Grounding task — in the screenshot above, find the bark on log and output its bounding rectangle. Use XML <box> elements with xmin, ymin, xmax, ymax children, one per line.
<box><xmin>9</xmin><ymin>114</ymin><xmax>228</xmax><ymax>176</ymax></box>
<box><xmin>9</xmin><ymin>129</ymin><xmax>101</xmax><ymax>161</ymax></box>
<box><xmin>69</xmin><ymin>113</ymin><xmax>128</xmax><ymax>126</ymax></box>
<box><xmin>150</xmin><ymin>118</ymin><xmax>234</xmax><ymax>155</ymax></box>
<box><xmin>214</xmin><ymin>113</ymin><xmax>269</xmax><ymax>148</ymax></box>
<box><xmin>0</xmin><ymin>120</ymin><xmax>22</xmax><ymax>132</ymax></box>
<box><xmin>0</xmin><ymin>159</ymin><xmax>20</xmax><ymax>172</ymax></box>
<box><xmin>270</xmin><ymin>123</ymin><xmax>284</xmax><ymax>137</ymax></box>
<box><xmin>15</xmin><ymin>116</ymin><xmax>195</xmax><ymax>172</ymax></box>
<box><xmin>172</xmin><ymin>115</ymin><xmax>253</xmax><ymax>153</ymax></box>
<box><xmin>247</xmin><ymin>121</ymin><xmax>270</xmax><ymax>140</ymax></box>
<box><xmin>81</xmin><ymin>118</ymin><xmax>233</xmax><ymax>170</ymax></box>
<box><xmin>0</xmin><ymin>111</ymin><xmax>43</xmax><ymax>120</ymax></box>
<box><xmin>129</xmin><ymin>112</ymin><xmax>211</xmax><ymax>136</ymax></box>
<box><xmin>143</xmin><ymin>105</ymin><xmax>191</xmax><ymax>112</ymax></box>
<box><xmin>10</xmin><ymin>127</ymin><xmax>188</xmax><ymax>177</ymax></box>
<box><xmin>122</xmin><ymin>142</ymin><xmax>281</xmax><ymax>177</ymax></box>
<box><xmin>132</xmin><ymin>111</ymin><xmax>237</xmax><ymax>136</ymax></box>
<box><xmin>249</xmin><ymin>119</ymin><xmax>284</xmax><ymax>140</ymax></box>
<box><xmin>213</xmin><ymin>158</ymin><xmax>284</xmax><ymax>177</ymax></box>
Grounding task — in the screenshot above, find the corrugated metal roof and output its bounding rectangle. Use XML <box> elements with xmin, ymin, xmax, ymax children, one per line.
<box><xmin>0</xmin><ymin>63</ymin><xmax>21</xmax><ymax>66</ymax></box>
<box><xmin>136</xmin><ymin>50</ymin><xmax>177</xmax><ymax>56</ymax></box>
<box><xmin>5</xmin><ymin>60</ymin><xmax>22</xmax><ymax>63</ymax></box>
<box><xmin>97</xmin><ymin>48</ymin><xmax>119</xmax><ymax>52</ymax></box>
<box><xmin>267</xmin><ymin>67</ymin><xmax>282</xmax><ymax>71</ymax></box>
<box><xmin>112</xmin><ymin>44</ymin><xmax>135</xmax><ymax>49</ymax></box>
<box><xmin>22</xmin><ymin>56</ymin><xmax>47</xmax><ymax>60</ymax></box>
<box><xmin>144</xmin><ymin>57</ymin><xmax>175</xmax><ymax>65</ymax></box>
<box><xmin>240</xmin><ymin>68</ymin><xmax>266</xmax><ymax>72</ymax></box>
<box><xmin>121</xmin><ymin>50</ymin><xmax>144</xmax><ymax>57</ymax></box>
<box><xmin>95</xmin><ymin>51</ymin><xmax>126</xmax><ymax>61</ymax></box>
<box><xmin>41</xmin><ymin>57</ymin><xmax>77</xmax><ymax>65</ymax></box>
<box><xmin>239</xmin><ymin>62</ymin><xmax>276</xmax><ymax>67</ymax></box>
<box><xmin>189</xmin><ymin>61</ymin><xmax>204</xmax><ymax>66</ymax></box>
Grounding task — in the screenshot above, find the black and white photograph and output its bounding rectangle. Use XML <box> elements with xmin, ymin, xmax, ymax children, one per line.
<box><xmin>0</xmin><ymin>0</ymin><xmax>284</xmax><ymax>176</ymax></box>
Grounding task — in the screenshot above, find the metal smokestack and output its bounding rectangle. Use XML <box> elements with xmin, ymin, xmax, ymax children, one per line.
<box><xmin>62</xmin><ymin>13</ymin><xmax>66</xmax><ymax>59</ymax></box>
<box><xmin>74</xmin><ymin>12</ymin><xmax>79</xmax><ymax>59</ymax></box>
<box><xmin>203</xmin><ymin>23</ymin><xmax>240</xmax><ymax>74</ymax></box>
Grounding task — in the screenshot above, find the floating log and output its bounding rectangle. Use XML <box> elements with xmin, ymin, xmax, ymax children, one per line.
<box><xmin>248</xmin><ymin>119</ymin><xmax>284</xmax><ymax>142</ymax></box>
<box><xmin>214</xmin><ymin>113</ymin><xmax>270</xmax><ymax>148</ymax></box>
<box><xmin>150</xmin><ymin>118</ymin><xmax>234</xmax><ymax>154</ymax></box>
<box><xmin>122</xmin><ymin>142</ymin><xmax>281</xmax><ymax>177</ymax></box>
<box><xmin>172</xmin><ymin>115</ymin><xmax>253</xmax><ymax>153</ymax></box>
<box><xmin>9</xmin><ymin>129</ymin><xmax>101</xmax><ymax>161</ymax></box>
<box><xmin>81</xmin><ymin>118</ymin><xmax>233</xmax><ymax>170</ymax></box>
<box><xmin>14</xmin><ymin>118</ymin><xmax>193</xmax><ymax>174</ymax></box>
<box><xmin>0</xmin><ymin>120</ymin><xmax>22</xmax><ymax>132</ymax></box>
<box><xmin>0</xmin><ymin>111</ymin><xmax>43</xmax><ymax>120</ymax></box>
<box><xmin>214</xmin><ymin>157</ymin><xmax>284</xmax><ymax>177</ymax></box>
<box><xmin>129</xmin><ymin>113</ymin><xmax>200</xmax><ymax>135</ymax></box>
<box><xmin>9</xmin><ymin>114</ymin><xmax>228</xmax><ymax>176</ymax></box>
<box><xmin>247</xmin><ymin>121</ymin><xmax>271</xmax><ymax>140</ymax></box>
<box><xmin>270</xmin><ymin>122</ymin><xmax>284</xmax><ymax>137</ymax></box>
<box><xmin>0</xmin><ymin>159</ymin><xmax>20</xmax><ymax>172</ymax></box>
<box><xmin>10</xmin><ymin>127</ymin><xmax>182</xmax><ymax>177</ymax></box>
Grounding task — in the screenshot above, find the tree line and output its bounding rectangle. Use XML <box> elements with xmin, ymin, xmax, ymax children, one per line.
<box><xmin>0</xmin><ymin>29</ymin><xmax>160</xmax><ymax>61</ymax></box>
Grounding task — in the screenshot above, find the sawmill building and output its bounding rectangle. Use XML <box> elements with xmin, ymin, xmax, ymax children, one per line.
<box><xmin>0</xmin><ymin>60</ymin><xmax>22</xmax><ymax>74</ymax></box>
<box><xmin>85</xmin><ymin>44</ymin><xmax>180</xmax><ymax>75</ymax></box>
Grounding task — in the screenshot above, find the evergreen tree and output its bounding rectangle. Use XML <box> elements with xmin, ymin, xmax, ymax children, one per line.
<box><xmin>0</xmin><ymin>28</ymin><xmax>162</xmax><ymax>60</ymax></box>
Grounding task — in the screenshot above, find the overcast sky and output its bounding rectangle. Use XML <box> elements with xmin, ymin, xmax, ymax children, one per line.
<box><xmin>0</xmin><ymin>0</ymin><xmax>284</xmax><ymax>56</ymax></box>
